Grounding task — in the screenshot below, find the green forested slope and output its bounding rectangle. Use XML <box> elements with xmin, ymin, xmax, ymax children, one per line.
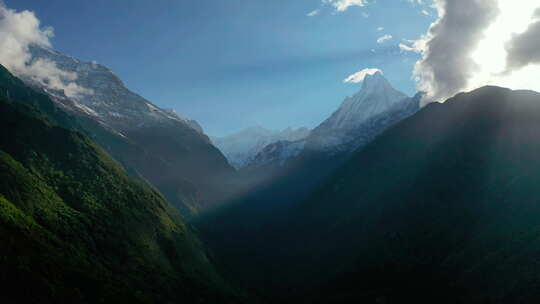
<box><xmin>0</xmin><ymin>66</ymin><xmax>243</xmax><ymax>303</ymax></box>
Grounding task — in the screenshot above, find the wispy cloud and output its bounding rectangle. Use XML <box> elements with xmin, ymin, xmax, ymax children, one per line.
<box><xmin>376</xmin><ymin>34</ymin><xmax>393</xmax><ymax>44</ymax></box>
<box><xmin>308</xmin><ymin>0</ymin><xmax>368</xmax><ymax>15</ymax></box>
<box><xmin>307</xmin><ymin>9</ymin><xmax>320</xmax><ymax>17</ymax></box>
<box><xmin>399</xmin><ymin>43</ymin><xmax>417</xmax><ymax>52</ymax></box>
<box><xmin>399</xmin><ymin>39</ymin><xmax>423</xmax><ymax>52</ymax></box>
<box><xmin>0</xmin><ymin>3</ymin><xmax>92</xmax><ymax>99</ymax></box>
<box><xmin>325</xmin><ymin>0</ymin><xmax>368</xmax><ymax>12</ymax></box>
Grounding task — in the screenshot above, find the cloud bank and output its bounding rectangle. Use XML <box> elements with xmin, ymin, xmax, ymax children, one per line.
<box><xmin>344</xmin><ymin>68</ymin><xmax>382</xmax><ymax>83</ymax></box>
<box><xmin>0</xmin><ymin>3</ymin><xmax>91</xmax><ymax>99</ymax></box>
<box><xmin>410</xmin><ymin>0</ymin><xmax>500</xmax><ymax>102</ymax></box>
<box><xmin>402</xmin><ymin>0</ymin><xmax>540</xmax><ymax>104</ymax></box>
<box><xmin>504</xmin><ymin>9</ymin><xmax>540</xmax><ymax>73</ymax></box>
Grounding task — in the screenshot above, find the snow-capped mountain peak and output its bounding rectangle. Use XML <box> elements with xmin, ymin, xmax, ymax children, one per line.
<box><xmin>325</xmin><ymin>72</ymin><xmax>408</xmax><ymax>131</ymax></box>
<box><xmin>361</xmin><ymin>71</ymin><xmax>394</xmax><ymax>92</ymax></box>
<box><xmin>24</xmin><ymin>45</ymin><xmax>196</xmax><ymax>134</ymax></box>
<box><xmin>305</xmin><ymin>73</ymin><xmax>412</xmax><ymax>153</ymax></box>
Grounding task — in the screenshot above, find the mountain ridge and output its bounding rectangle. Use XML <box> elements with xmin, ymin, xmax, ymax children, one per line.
<box><xmin>22</xmin><ymin>45</ymin><xmax>236</xmax><ymax>215</ymax></box>
<box><xmin>272</xmin><ymin>85</ymin><xmax>540</xmax><ymax>302</ymax></box>
<box><xmin>212</xmin><ymin>126</ymin><xmax>310</xmax><ymax>169</ymax></box>
<box><xmin>246</xmin><ymin>73</ymin><xmax>419</xmax><ymax>168</ymax></box>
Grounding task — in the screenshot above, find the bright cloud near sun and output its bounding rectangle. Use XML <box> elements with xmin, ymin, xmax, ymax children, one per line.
<box><xmin>469</xmin><ymin>1</ymin><xmax>540</xmax><ymax>94</ymax></box>
<box><xmin>344</xmin><ymin>68</ymin><xmax>382</xmax><ymax>83</ymax></box>
<box><xmin>402</xmin><ymin>0</ymin><xmax>540</xmax><ymax>103</ymax></box>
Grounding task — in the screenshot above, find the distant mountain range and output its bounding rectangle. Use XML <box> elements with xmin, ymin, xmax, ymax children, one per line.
<box><xmin>242</xmin><ymin>72</ymin><xmax>420</xmax><ymax>170</ymax></box>
<box><xmin>240</xmin><ymin>72</ymin><xmax>422</xmax><ymax>170</ymax></box>
<box><xmin>212</xmin><ymin>126</ymin><xmax>310</xmax><ymax>169</ymax></box>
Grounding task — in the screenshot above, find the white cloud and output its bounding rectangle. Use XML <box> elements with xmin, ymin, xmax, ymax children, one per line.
<box><xmin>504</xmin><ymin>16</ymin><xmax>540</xmax><ymax>73</ymax></box>
<box><xmin>408</xmin><ymin>0</ymin><xmax>499</xmax><ymax>103</ymax></box>
<box><xmin>376</xmin><ymin>34</ymin><xmax>393</xmax><ymax>44</ymax></box>
<box><xmin>468</xmin><ymin>1</ymin><xmax>540</xmax><ymax>94</ymax></box>
<box><xmin>323</xmin><ymin>0</ymin><xmax>368</xmax><ymax>12</ymax></box>
<box><xmin>399</xmin><ymin>38</ymin><xmax>426</xmax><ymax>53</ymax></box>
<box><xmin>0</xmin><ymin>3</ymin><xmax>92</xmax><ymax>99</ymax></box>
<box><xmin>344</xmin><ymin>68</ymin><xmax>382</xmax><ymax>83</ymax></box>
<box><xmin>377</xmin><ymin>26</ymin><xmax>384</xmax><ymax>31</ymax></box>
<box><xmin>399</xmin><ymin>43</ymin><xmax>417</xmax><ymax>52</ymax></box>
<box><xmin>307</xmin><ymin>9</ymin><xmax>320</xmax><ymax>17</ymax></box>
<box><xmin>309</xmin><ymin>0</ymin><xmax>369</xmax><ymax>16</ymax></box>
<box><xmin>407</xmin><ymin>0</ymin><xmax>540</xmax><ymax>104</ymax></box>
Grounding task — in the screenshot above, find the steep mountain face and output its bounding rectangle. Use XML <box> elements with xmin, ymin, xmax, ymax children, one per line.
<box><xmin>28</xmin><ymin>46</ymin><xmax>199</xmax><ymax>133</ymax></box>
<box><xmin>306</xmin><ymin>71</ymin><xmax>410</xmax><ymax>153</ymax></box>
<box><xmin>0</xmin><ymin>65</ymin><xmax>243</xmax><ymax>304</ymax></box>
<box><xmin>246</xmin><ymin>72</ymin><xmax>419</xmax><ymax>169</ymax></box>
<box><xmin>212</xmin><ymin>126</ymin><xmax>310</xmax><ymax>169</ymax></box>
<box><xmin>271</xmin><ymin>86</ymin><xmax>540</xmax><ymax>303</ymax></box>
<box><xmin>23</xmin><ymin>46</ymin><xmax>235</xmax><ymax>215</ymax></box>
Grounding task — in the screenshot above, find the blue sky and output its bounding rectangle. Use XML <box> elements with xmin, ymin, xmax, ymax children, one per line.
<box><xmin>6</xmin><ymin>0</ymin><xmax>434</xmax><ymax>136</ymax></box>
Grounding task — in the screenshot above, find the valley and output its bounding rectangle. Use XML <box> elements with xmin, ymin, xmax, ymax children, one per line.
<box><xmin>2</xmin><ymin>1</ymin><xmax>540</xmax><ymax>303</ymax></box>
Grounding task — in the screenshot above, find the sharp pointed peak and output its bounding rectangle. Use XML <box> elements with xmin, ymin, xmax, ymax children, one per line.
<box><xmin>361</xmin><ymin>71</ymin><xmax>390</xmax><ymax>90</ymax></box>
<box><xmin>365</xmin><ymin>70</ymin><xmax>384</xmax><ymax>79</ymax></box>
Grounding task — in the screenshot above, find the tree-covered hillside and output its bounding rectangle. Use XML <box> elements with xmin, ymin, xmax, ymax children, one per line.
<box><xmin>0</xmin><ymin>65</ymin><xmax>244</xmax><ymax>303</ymax></box>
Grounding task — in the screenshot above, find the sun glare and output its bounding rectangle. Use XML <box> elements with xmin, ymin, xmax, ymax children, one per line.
<box><xmin>470</xmin><ymin>0</ymin><xmax>540</xmax><ymax>92</ymax></box>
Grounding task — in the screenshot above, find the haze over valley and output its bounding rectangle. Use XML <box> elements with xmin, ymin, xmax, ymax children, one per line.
<box><xmin>2</xmin><ymin>1</ymin><xmax>540</xmax><ymax>303</ymax></box>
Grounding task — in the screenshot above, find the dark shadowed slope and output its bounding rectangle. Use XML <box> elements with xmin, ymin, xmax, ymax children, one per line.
<box><xmin>199</xmin><ymin>86</ymin><xmax>540</xmax><ymax>303</ymax></box>
<box><xmin>281</xmin><ymin>86</ymin><xmax>540</xmax><ymax>303</ymax></box>
<box><xmin>196</xmin><ymin>82</ymin><xmax>420</xmax><ymax>300</ymax></box>
<box><xmin>0</xmin><ymin>65</ymin><xmax>245</xmax><ymax>304</ymax></box>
